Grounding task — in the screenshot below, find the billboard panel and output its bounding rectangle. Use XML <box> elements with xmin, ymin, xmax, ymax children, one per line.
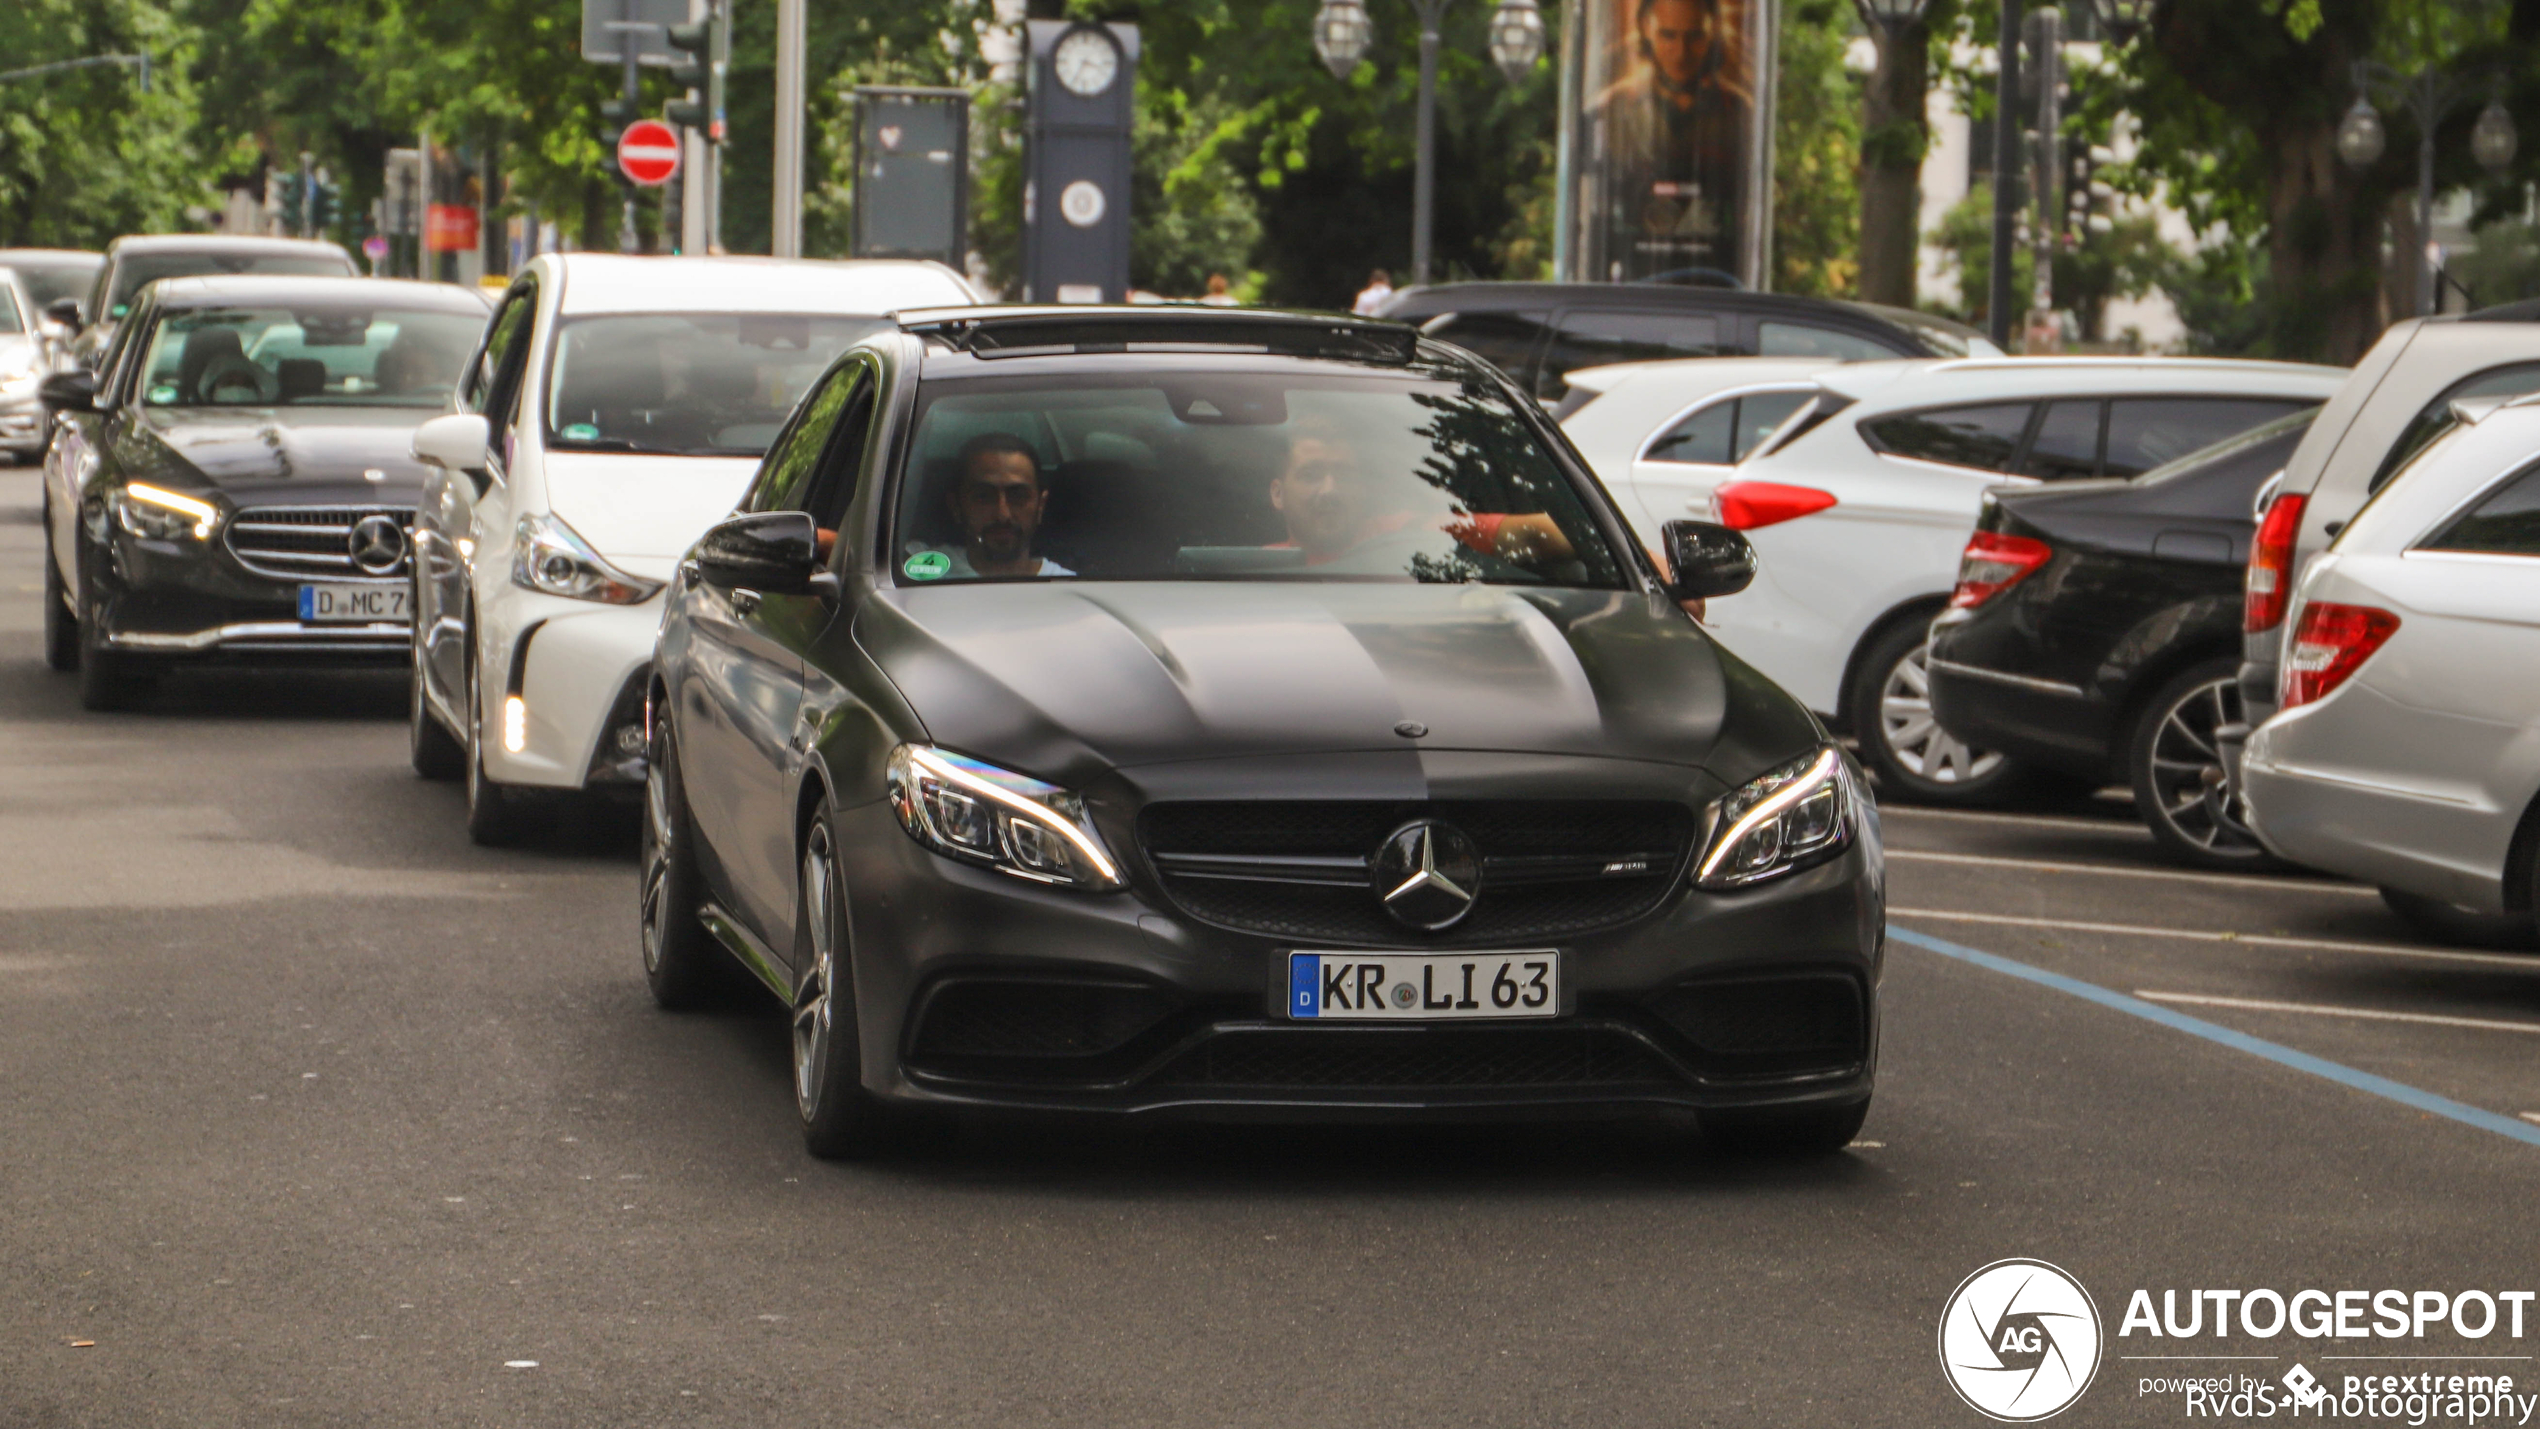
<box><xmin>1564</xmin><ymin>0</ymin><xmax>1768</xmax><ymax>286</ymax></box>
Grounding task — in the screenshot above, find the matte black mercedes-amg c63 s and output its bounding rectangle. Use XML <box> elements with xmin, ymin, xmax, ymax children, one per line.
<box><xmin>641</xmin><ymin>307</ymin><xmax>1884</xmax><ymax>1158</ymax></box>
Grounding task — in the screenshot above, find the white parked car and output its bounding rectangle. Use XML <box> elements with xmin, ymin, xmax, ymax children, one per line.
<box><xmin>2241</xmin><ymin>394</ymin><xmax>2540</xmax><ymax>947</ymax></box>
<box><xmin>405</xmin><ymin>253</ymin><xmax>977</xmax><ymax>843</ymax></box>
<box><xmin>1571</xmin><ymin>356</ymin><xmax>2348</xmax><ymax>803</ymax></box>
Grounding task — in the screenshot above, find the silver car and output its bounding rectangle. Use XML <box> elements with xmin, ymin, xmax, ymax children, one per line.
<box><xmin>2240</xmin><ymin>394</ymin><xmax>2540</xmax><ymax>945</ymax></box>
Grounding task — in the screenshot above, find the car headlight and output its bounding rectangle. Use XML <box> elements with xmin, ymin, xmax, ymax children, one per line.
<box><xmin>1693</xmin><ymin>746</ymin><xmax>1861</xmax><ymax>890</ymax></box>
<box><xmin>510</xmin><ymin>512</ymin><xmax>663</xmax><ymax>604</ymax></box>
<box><xmin>114</xmin><ymin>483</ymin><xmax>220</xmax><ymax>541</ymax></box>
<box><xmin>0</xmin><ymin>366</ymin><xmax>37</xmax><ymax>397</ymax></box>
<box><xmin>886</xmin><ymin>744</ymin><xmax>1124</xmax><ymax>891</ymax></box>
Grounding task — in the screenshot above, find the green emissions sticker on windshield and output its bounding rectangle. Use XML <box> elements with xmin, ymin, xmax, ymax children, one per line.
<box><xmin>562</xmin><ymin>422</ymin><xmax>600</xmax><ymax>440</ymax></box>
<box><xmin>903</xmin><ymin>550</ymin><xmax>953</xmax><ymax>581</ymax></box>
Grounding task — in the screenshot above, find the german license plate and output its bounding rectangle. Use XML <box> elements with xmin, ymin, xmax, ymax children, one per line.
<box><xmin>298</xmin><ymin>583</ymin><xmax>408</xmax><ymax>623</ymax></box>
<box><xmin>1284</xmin><ymin>951</ymin><xmax>1559</xmax><ymax>1021</ymax></box>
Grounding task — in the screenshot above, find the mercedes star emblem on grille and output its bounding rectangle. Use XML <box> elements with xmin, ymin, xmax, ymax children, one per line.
<box><xmin>1372</xmin><ymin>820</ymin><xmax>1482</xmax><ymax>931</ymax></box>
<box><xmin>348</xmin><ymin>513</ymin><xmax>408</xmax><ymax>575</ymax></box>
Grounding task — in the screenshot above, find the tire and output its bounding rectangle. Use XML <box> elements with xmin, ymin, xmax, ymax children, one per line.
<box><xmin>1699</xmin><ymin>1098</ymin><xmax>1871</xmax><ymax>1156</ymax></box>
<box><xmin>42</xmin><ymin>519</ymin><xmax>78</xmax><ymax>673</ymax></box>
<box><xmin>2379</xmin><ymin>887</ymin><xmax>2540</xmax><ymax>952</ymax></box>
<box><xmin>791</xmin><ymin>807</ymin><xmax>893</xmax><ymax>1160</ymax></box>
<box><xmin>408</xmin><ymin>591</ymin><xmax>464</xmax><ymax>780</ymax></box>
<box><xmin>463</xmin><ymin>640</ymin><xmax>529</xmax><ymax>846</ymax></box>
<box><xmin>74</xmin><ymin>539</ymin><xmax>153</xmax><ymax>712</ymax></box>
<box><xmin>639</xmin><ymin>719</ymin><xmax>727</xmax><ymax>1009</ymax></box>
<box><xmin>1845</xmin><ymin>618</ymin><xmax>2029</xmax><ymax>806</ymax></box>
<box><xmin>2127</xmin><ymin>660</ymin><xmax>2282</xmax><ymax>871</ymax></box>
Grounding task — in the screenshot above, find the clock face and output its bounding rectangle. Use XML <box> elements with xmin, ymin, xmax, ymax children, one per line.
<box><xmin>1053</xmin><ymin>28</ymin><xmax>1119</xmax><ymax>97</ymax></box>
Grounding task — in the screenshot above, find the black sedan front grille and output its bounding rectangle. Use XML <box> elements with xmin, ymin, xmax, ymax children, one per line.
<box><xmin>1139</xmin><ymin>800</ymin><xmax>1693</xmax><ymax>946</ymax></box>
<box><xmin>1153</xmin><ymin>1025</ymin><xmax>1678</xmax><ymax>1089</ymax></box>
<box><xmin>224</xmin><ymin>505</ymin><xmax>414</xmax><ymax>580</ymax></box>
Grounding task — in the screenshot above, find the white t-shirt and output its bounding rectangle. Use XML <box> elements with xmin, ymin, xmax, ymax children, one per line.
<box><xmin>1351</xmin><ymin>282</ymin><xmax>1394</xmax><ymax>316</ymax></box>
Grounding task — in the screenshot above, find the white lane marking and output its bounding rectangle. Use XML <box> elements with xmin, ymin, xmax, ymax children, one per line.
<box><xmin>1879</xmin><ymin>806</ymin><xmax>2149</xmax><ymax>835</ymax></box>
<box><xmin>1888</xmin><ymin>907</ymin><xmax>2540</xmax><ymax>970</ymax></box>
<box><xmin>1886</xmin><ymin>848</ymin><xmax>2372</xmax><ymax>895</ymax></box>
<box><xmin>2136</xmin><ymin>990</ymin><xmax>2540</xmax><ymax>1035</ymax></box>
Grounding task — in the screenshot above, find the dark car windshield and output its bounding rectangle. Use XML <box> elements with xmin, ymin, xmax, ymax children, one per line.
<box><xmin>4</xmin><ymin>259</ymin><xmax>98</xmax><ymax>311</ymax></box>
<box><xmin>107</xmin><ymin>251</ymin><xmax>355</xmax><ymax>318</ymax></box>
<box><xmin>138</xmin><ymin>303</ymin><xmax>485</xmax><ymax>408</ymax></box>
<box><xmin>546</xmin><ymin>312</ymin><xmax>885</xmax><ymax>457</ymax></box>
<box><xmin>892</xmin><ymin>363</ymin><xmax>1630</xmax><ymax>588</ymax></box>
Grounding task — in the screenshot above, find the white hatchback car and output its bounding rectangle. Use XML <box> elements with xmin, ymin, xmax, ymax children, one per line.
<box><xmin>1592</xmin><ymin>356</ymin><xmax>2349</xmax><ymax>803</ymax></box>
<box><xmin>405</xmin><ymin>253</ymin><xmax>976</xmax><ymax>843</ymax></box>
<box><xmin>2241</xmin><ymin>395</ymin><xmax>2540</xmax><ymax>947</ymax></box>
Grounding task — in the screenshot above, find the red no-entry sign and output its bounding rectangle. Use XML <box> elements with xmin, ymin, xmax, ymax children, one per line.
<box><xmin>617</xmin><ymin>120</ymin><xmax>682</xmax><ymax>186</ymax></box>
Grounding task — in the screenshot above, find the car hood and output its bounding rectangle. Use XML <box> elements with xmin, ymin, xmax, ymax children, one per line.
<box><xmin>858</xmin><ymin>580</ymin><xmax>1823</xmax><ymax>791</ymax></box>
<box><xmin>131</xmin><ymin>406</ymin><xmax>433</xmax><ymax>505</ymax></box>
<box><xmin>541</xmin><ymin>451</ymin><xmax>759</xmax><ymax>561</ymax></box>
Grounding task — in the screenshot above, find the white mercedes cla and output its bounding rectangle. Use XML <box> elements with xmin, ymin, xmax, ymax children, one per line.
<box><xmin>405</xmin><ymin>253</ymin><xmax>976</xmax><ymax>843</ymax></box>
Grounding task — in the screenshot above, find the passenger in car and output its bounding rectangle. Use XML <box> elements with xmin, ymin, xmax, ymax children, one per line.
<box><xmin>904</xmin><ymin>432</ymin><xmax>1075</xmax><ymax>578</ymax></box>
<box><xmin>1266</xmin><ymin>421</ymin><xmax>1577</xmax><ymax>568</ymax></box>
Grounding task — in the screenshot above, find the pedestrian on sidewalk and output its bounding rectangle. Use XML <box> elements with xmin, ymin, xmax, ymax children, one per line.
<box><xmin>1199</xmin><ymin>274</ymin><xmax>1239</xmax><ymax>306</ymax></box>
<box><xmin>1351</xmin><ymin>268</ymin><xmax>1393</xmax><ymax>315</ymax></box>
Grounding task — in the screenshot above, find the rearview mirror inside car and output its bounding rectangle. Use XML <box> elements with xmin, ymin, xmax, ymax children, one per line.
<box><xmin>695</xmin><ymin>511</ymin><xmax>828</xmax><ymax>596</ymax></box>
<box><xmin>410</xmin><ymin>413</ymin><xmax>492</xmax><ymax>472</ymax></box>
<box><xmin>1661</xmin><ymin>519</ymin><xmax>1757</xmax><ymax>601</ymax></box>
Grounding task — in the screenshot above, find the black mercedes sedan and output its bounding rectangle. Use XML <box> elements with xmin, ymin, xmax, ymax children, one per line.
<box><xmin>1925</xmin><ymin>410</ymin><xmax>2317</xmax><ymax>868</ymax></box>
<box><xmin>642</xmin><ymin>307</ymin><xmax>1884</xmax><ymax>1159</ymax></box>
<box><xmin>38</xmin><ymin>274</ymin><xmax>489</xmax><ymax>709</ymax></box>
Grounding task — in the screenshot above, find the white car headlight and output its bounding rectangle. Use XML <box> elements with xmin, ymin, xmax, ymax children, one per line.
<box><xmin>114</xmin><ymin>483</ymin><xmax>220</xmax><ymax>541</ymax></box>
<box><xmin>510</xmin><ymin>512</ymin><xmax>663</xmax><ymax>604</ymax></box>
<box><xmin>1693</xmin><ymin>746</ymin><xmax>1862</xmax><ymax>890</ymax></box>
<box><xmin>886</xmin><ymin>744</ymin><xmax>1124</xmax><ymax>891</ymax></box>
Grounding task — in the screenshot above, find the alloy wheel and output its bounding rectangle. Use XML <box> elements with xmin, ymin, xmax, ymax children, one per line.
<box><xmin>2142</xmin><ymin>675</ymin><xmax>2264</xmax><ymax>857</ymax></box>
<box><xmin>1878</xmin><ymin>641</ymin><xmax>2005</xmax><ymax>785</ymax></box>
<box><xmin>792</xmin><ymin>826</ymin><xmax>840</xmax><ymax>1120</ymax></box>
<box><xmin>639</xmin><ymin>748</ymin><xmax>675</xmax><ymax>976</ymax></box>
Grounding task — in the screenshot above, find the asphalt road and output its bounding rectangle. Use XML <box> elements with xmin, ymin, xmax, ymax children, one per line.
<box><xmin>6</xmin><ymin>464</ymin><xmax>2537</xmax><ymax>1428</ymax></box>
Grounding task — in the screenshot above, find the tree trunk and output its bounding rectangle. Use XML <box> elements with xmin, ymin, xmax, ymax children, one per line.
<box><xmin>1857</xmin><ymin>19</ymin><xmax>1931</xmax><ymax>308</ymax></box>
<box><xmin>2260</xmin><ymin>117</ymin><xmax>2385</xmax><ymax>362</ymax></box>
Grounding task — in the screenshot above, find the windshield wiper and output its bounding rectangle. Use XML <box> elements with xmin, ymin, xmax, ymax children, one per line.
<box><xmin>548</xmin><ymin>434</ymin><xmax>685</xmax><ymax>455</ymax></box>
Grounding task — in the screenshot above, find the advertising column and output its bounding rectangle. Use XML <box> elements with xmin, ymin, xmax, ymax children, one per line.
<box><xmin>1562</xmin><ymin>0</ymin><xmax>1772</xmax><ymax>286</ymax></box>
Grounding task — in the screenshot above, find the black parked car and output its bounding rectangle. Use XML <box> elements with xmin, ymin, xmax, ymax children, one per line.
<box><xmin>39</xmin><ymin>274</ymin><xmax>490</xmax><ymax>709</ymax></box>
<box><xmin>642</xmin><ymin>306</ymin><xmax>1883</xmax><ymax>1159</ymax></box>
<box><xmin>1925</xmin><ymin>411</ymin><xmax>2317</xmax><ymax>867</ymax></box>
<box><xmin>1374</xmin><ymin>281</ymin><xmax>1998</xmax><ymax>406</ymax></box>
<box><xmin>62</xmin><ymin>234</ymin><xmax>357</xmax><ymax>367</ymax></box>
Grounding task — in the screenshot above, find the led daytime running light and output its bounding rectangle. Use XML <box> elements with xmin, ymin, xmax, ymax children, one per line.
<box><xmin>124</xmin><ymin>483</ymin><xmax>218</xmax><ymax>539</ymax></box>
<box><xmin>1696</xmin><ymin>747</ymin><xmax>1848</xmax><ymax>887</ymax></box>
<box><xmin>902</xmin><ymin>746</ymin><xmax>1122</xmax><ymax>888</ymax></box>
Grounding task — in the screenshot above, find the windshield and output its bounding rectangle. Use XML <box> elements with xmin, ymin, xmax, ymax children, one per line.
<box><xmin>5</xmin><ymin>259</ymin><xmax>101</xmax><ymax>310</ymax></box>
<box><xmin>1843</xmin><ymin>301</ymin><xmax>2003</xmax><ymax>358</ymax></box>
<box><xmin>0</xmin><ymin>284</ymin><xmax>21</xmax><ymax>334</ymax></box>
<box><xmin>137</xmin><ymin>304</ymin><xmax>485</xmax><ymax>408</ymax></box>
<box><xmin>108</xmin><ymin>251</ymin><xmax>355</xmax><ymax>318</ymax></box>
<box><xmin>892</xmin><ymin>364</ymin><xmax>1631</xmax><ymax>588</ymax></box>
<box><xmin>545</xmin><ymin>312</ymin><xmax>885</xmax><ymax>457</ymax></box>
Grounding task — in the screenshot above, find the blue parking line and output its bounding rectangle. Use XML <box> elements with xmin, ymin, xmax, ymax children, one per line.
<box><xmin>1888</xmin><ymin>924</ymin><xmax>2540</xmax><ymax>1150</ymax></box>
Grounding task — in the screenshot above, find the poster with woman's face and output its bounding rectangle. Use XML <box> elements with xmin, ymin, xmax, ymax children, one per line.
<box><xmin>1570</xmin><ymin>0</ymin><xmax>1759</xmax><ymax>284</ymax></box>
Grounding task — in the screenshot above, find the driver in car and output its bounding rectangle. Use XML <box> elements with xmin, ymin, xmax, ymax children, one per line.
<box><xmin>905</xmin><ymin>433</ymin><xmax>1076</xmax><ymax>578</ymax></box>
<box><xmin>1267</xmin><ymin>421</ymin><xmax>1577</xmax><ymax>568</ymax></box>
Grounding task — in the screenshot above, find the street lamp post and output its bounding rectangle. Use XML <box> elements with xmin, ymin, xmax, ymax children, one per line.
<box><xmin>2338</xmin><ymin>59</ymin><xmax>2520</xmax><ymax>317</ymax></box>
<box><xmin>1312</xmin><ymin>0</ymin><xmax>1545</xmax><ymax>287</ymax></box>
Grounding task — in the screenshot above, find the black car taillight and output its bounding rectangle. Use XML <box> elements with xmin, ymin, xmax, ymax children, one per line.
<box><xmin>1948</xmin><ymin>531</ymin><xmax>2052</xmax><ymax>609</ymax></box>
<box><xmin>2245</xmin><ymin>492</ymin><xmax>2306</xmax><ymax>632</ymax></box>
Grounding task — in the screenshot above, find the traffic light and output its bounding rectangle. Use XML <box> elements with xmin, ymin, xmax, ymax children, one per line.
<box><xmin>310</xmin><ymin>178</ymin><xmax>338</xmax><ymax>234</ymax></box>
<box><xmin>277</xmin><ymin>171</ymin><xmax>307</xmax><ymax>233</ymax></box>
<box><xmin>663</xmin><ymin>7</ymin><xmax>727</xmax><ymax>142</ymax></box>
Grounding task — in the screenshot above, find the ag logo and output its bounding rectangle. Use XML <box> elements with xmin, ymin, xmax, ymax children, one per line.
<box><xmin>1938</xmin><ymin>1259</ymin><xmax>2102</xmax><ymax>1421</ymax></box>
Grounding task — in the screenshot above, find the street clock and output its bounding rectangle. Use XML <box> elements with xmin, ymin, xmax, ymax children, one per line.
<box><xmin>1023</xmin><ymin>21</ymin><xmax>1137</xmax><ymax>303</ymax></box>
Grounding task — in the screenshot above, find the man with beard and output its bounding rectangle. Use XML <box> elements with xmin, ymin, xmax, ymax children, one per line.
<box><xmin>915</xmin><ymin>433</ymin><xmax>1074</xmax><ymax>578</ymax></box>
<box><xmin>1587</xmin><ymin>0</ymin><xmax>1749</xmax><ymax>278</ymax></box>
<box><xmin>1266</xmin><ymin>422</ymin><xmax>1575</xmax><ymax>571</ymax></box>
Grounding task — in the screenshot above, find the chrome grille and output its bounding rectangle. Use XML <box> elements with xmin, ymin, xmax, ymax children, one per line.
<box><xmin>224</xmin><ymin>506</ymin><xmax>414</xmax><ymax>580</ymax></box>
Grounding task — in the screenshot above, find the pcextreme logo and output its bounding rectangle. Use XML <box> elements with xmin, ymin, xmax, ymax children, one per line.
<box><xmin>1941</xmin><ymin>1259</ymin><xmax>2106</xmax><ymax>1421</ymax></box>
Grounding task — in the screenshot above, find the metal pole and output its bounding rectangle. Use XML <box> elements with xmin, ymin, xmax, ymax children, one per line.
<box><xmin>621</xmin><ymin>38</ymin><xmax>642</xmax><ymax>254</ymax></box>
<box><xmin>773</xmin><ymin>0</ymin><xmax>806</xmax><ymax>257</ymax></box>
<box><xmin>1412</xmin><ymin>0</ymin><xmax>1446</xmax><ymax>286</ymax></box>
<box><xmin>299</xmin><ymin>151</ymin><xmax>315</xmax><ymax>238</ymax></box>
<box><xmin>418</xmin><ymin>123</ymin><xmax>435</xmax><ymax>279</ymax></box>
<box><xmin>1986</xmin><ymin>0</ymin><xmax>2019</xmax><ymax>348</ymax></box>
<box><xmin>2417</xmin><ymin>69</ymin><xmax>2438</xmax><ymax>317</ymax></box>
<box><xmin>2028</xmin><ymin>9</ymin><xmax>2058</xmax><ymax>350</ymax></box>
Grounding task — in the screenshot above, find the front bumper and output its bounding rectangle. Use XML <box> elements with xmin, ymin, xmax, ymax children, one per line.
<box><xmin>88</xmin><ymin>527</ymin><xmax>410</xmax><ymax>663</ymax></box>
<box><xmin>476</xmin><ymin>597</ymin><xmax>660</xmax><ymax>791</ymax></box>
<box><xmin>0</xmin><ymin>395</ymin><xmax>43</xmax><ymax>455</ymax></box>
<box><xmin>829</xmin><ymin>797</ymin><xmax>1885</xmax><ymax>1122</ymax></box>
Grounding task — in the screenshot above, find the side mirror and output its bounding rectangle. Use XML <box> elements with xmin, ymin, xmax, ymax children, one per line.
<box><xmin>695</xmin><ymin>511</ymin><xmax>827</xmax><ymax>595</ymax></box>
<box><xmin>411</xmin><ymin>412</ymin><xmax>492</xmax><ymax>471</ymax></box>
<box><xmin>37</xmin><ymin>369</ymin><xmax>97</xmax><ymax>412</ymax></box>
<box><xmin>1661</xmin><ymin>519</ymin><xmax>1756</xmax><ymax>600</ymax></box>
<box><xmin>44</xmin><ymin>297</ymin><xmax>82</xmax><ymax>331</ymax></box>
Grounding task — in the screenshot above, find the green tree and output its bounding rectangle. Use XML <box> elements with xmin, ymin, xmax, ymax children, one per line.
<box><xmin>0</xmin><ymin>0</ymin><xmax>206</xmax><ymax>248</ymax></box>
<box><xmin>1774</xmin><ymin>0</ymin><xmax>1864</xmax><ymax>298</ymax></box>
